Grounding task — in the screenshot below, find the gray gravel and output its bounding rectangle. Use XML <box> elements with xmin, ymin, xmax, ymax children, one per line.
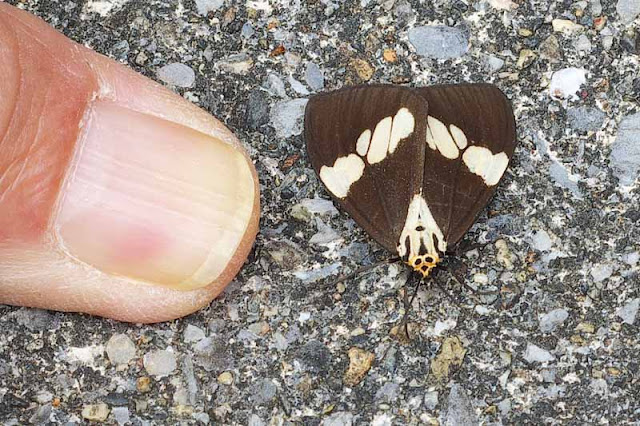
<box><xmin>2</xmin><ymin>0</ymin><xmax>640</xmax><ymax>424</ymax></box>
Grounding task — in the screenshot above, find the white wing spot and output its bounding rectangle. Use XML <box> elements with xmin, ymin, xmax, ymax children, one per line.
<box><xmin>388</xmin><ymin>108</ymin><xmax>415</xmax><ymax>154</ymax></box>
<box><xmin>462</xmin><ymin>146</ymin><xmax>509</xmax><ymax>186</ymax></box>
<box><xmin>319</xmin><ymin>154</ymin><xmax>366</xmax><ymax>198</ymax></box>
<box><xmin>449</xmin><ymin>124</ymin><xmax>468</xmax><ymax>150</ymax></box>
<box><xmin>427</xmin><ymin>116</ymin><xmax>459</xmax><ymax>159</ymax></box>
<box><xmin>356</xmin><ymin>129</ymin><xmax>372</xmax><ymax>157</ymax></box>
<box><xmin>367</xmin><ymin>116</ymin><xmax>393</xmax><ymax>164</ymax></box>
<box><xmin>397</xmin><ymin>193</ymin><xmax>447</xmax><ymax>259</ymax></box>
<box><xmin>426</xmin><ymin>125</ymin><xmax>436</xmax><ymax>151</ymax></box>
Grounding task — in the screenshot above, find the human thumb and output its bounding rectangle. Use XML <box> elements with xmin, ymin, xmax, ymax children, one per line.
<box><xmin>0</xmin><ymin>4</ymin><xmax>260</xmax><ymax>322</ymax></box>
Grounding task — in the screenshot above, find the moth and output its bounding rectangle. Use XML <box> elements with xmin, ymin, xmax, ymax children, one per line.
<box><xmin>304</xmin><ymin>84</ymin><xmax>517</xmax><ymax>287</ymax></box>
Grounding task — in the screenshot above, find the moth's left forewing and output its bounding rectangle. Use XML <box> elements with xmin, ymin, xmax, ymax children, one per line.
<box><xmin>304</xmin><ymin>85</ymin><xmax>429</xmax><ymax>253</ymax></box>
<box><xmin>416</xmin><ymin>84</ymin><xmax>517</xmax><ymax>249</ymax></box>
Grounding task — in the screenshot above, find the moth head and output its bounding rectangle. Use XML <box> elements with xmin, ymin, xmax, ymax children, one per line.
<box><xmin>406</xmin><ymin>253</ymin><xmax>440</xmax><ymax>278</ymax></box>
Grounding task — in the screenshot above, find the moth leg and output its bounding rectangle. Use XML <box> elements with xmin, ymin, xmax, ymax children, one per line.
<box><xmin>433</xmin><ymin>279</ymin><xmax>459</xmax><ymax>305</ymax></box>
<box><xmin>446</xmin><ymin>239</ymin><xmax>491</xmax><ymax>257</ymax></box>
<box><xmin>442</xmin><ymin>262</ymin><xmax>497</xmax><ymax>300</ymax></box>
<box><xmin>331</xmin><ymin>256</ymin><xmax>401</xmax><ymax>286</ymax></box>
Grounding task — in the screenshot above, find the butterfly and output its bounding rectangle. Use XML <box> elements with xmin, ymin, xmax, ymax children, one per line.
<box><xmin>304</xmin><ymin>83</ymin><xmax>517</xmax><ymax>282</ymax></box>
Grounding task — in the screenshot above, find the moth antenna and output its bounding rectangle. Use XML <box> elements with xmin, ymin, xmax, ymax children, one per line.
<box><xmin>401</xmin><ymin>272</ymin><xmax>423</xmax><ymax>340</ymax></box>
<box><xmin>330</xmin><ymin>257</ymin><xmax>401</xmax><ymax>286</ymax></box>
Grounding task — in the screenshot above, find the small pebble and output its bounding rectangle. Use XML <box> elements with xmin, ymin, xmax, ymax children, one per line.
<box><xmin>431</xmin><ymin>337</ymin><xmax>466</xmax><ymax>381</ymax></box>
<box><xmin>157</xmin><ymin>63</ymin><xmax>196</xmax><ymax>88</ymax></box>
<box><xmin>106</xmin><ymin>334</ymin><xmax>136</xmax><ymax>366</ymax></box>
<box><xmin>250</xmin><ymin>379</ymin><xmax>277</xmax><ymax>405</ymax></box>
<box><xmin>193</xmin><ymin>412</ymin><xmax>211</xmax><ymax>424</ymax></box>
<box><xmin>590</xmin><ymin>264</ymin><xmax>613</xmax><ymax>282</ymax></box>
<box><xmin>183</xmin><ymin>325</ymin><xmax>206</xmax><ymax>343</ymax></box>
<box><xmin>137</xmin><ymin>376</ymin><xmax>152</xmax><ymax>392</ymax></box>
<box><xmin>29</xmin><ymin>404</ymin><xmax>51</xmax><ymax>425</ymax></box>
<box><xmin>112</xmin><ymin>407</ymin><xmax>130</xmax><ymax>425</ymax></box>
<box><xmin>443</xmin><ymin>384</ymin><xmax>477</xmax><ymax>426</ymax></box>
<box><xmin>574</xmin><ymin>34</ymin><xmax>592</xmax><ymax>53</ymax></box>
<box><xmin>305</xmin><ymin>62</ymin><xmax>325</xmax><ymax>91</ymax></box>
<box><xmin>516</xmin><ymin>49</ymin><xmax>536</xmax><ymax>69</ymax></box>
<box><xmin>523</xmin><ymin>343</ymin><xmax>555</xmax><ymax>363</ymax></box>
<box><xmin>617</xmin><ymin>0</ymin><xmax>640</xmax><ymax>23</ymax></box>
<box><xmin>270</xmin><ymin>99</ymin><xmax>309</xmax><ymax>138</ymax></box>
<box><xmin>195</xmin><ymin>0</ymin><xmax>224</xmax><ymax>15</ymax></box>
<box><xmin>530</xmin><ymin>230</ymin><xmax>552</xmax><ymax>251</ymax></box>
<box><xmin>375</xmin><ymin>383</ymin><xmax>400</xmax><ymax>403</ymax></box>
<box><xmin>424</xmin><ymin>390</ymin><xmax>438</xmax><ymax>410</ymax></box>
<box><xmin>143</xmin><ymin>350</ymin><xmax>177</xmax><ymax>377</ymax></box>
<box><xmin>322</xmin><ymin>411</ymin><xmax>354</xmax><ymax>426</ymax></box>
<box><xmin>218</xmin><ymin>53</ymin><xmax>253</xmax><ymax>74</ymax></box>
<box><xmin>486</xmin><ymin>54</ymin><xmax>505</xmax><ymax>71</ymax></box>
<box><xmin>408</xmin><ymin>26</ymin><xmax>469</xmax><ymax>59</ymax></box>
<box><xmin>610</xmin><ymin>112</ymin><xmax>640</xmax><ymax>186</ymax></box>
<box><xmin>350</xmin><ymin>58</ymin><xmax>375</xmax><ymax>81</ymax></box>
<box><xmin>549</xmin><ymin>68</ymin><xmax>586</xmax><ymax>100</ymax></box>
<box><xmin>539</xmin><ymin>35</ymin><xmax>562</xmax><ymax>62</ymax></box>
<box><xmin>616</xmin><ymin>298</ymin><xmax>639</xmax><ymax>325</ymax></box>
<box><xmin>383</xmin><ymin>48</ymin><xmax>397</xmax><ymax>62</ymax></box>
<box><xmin>343</xmin><ymin>347</ymin><xmax>375</xmax><ymax>386</ymax></box>
<box><xmin>567</xmin><ymin>106</ymin><xmax>605</xmax><ymax>132</ymax></box>
<box><xmin>218</xmin><ymin>371</ymin><xmax>234</xmax><ymax>385</ymax></box>
<box><xmin>552</xmin><ymin>19</ymin><xmax>584</xmax><ymax>34</ymax></box>
<box><xmin>82</xmin><ymin>403</ymin><xmax>110</xmax><ymax>422</ymax></box>
<box><xmin>539</xmin><ymin>308</ymin><xmax>569</xmax><ymax>333</ymax></box>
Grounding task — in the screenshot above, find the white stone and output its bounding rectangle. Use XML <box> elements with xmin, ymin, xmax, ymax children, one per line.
<box><xmin>106</xmin><ymin>334</ymin><xmax>136</xmax><ymax>366</ymax></box>
<box><xmin>523</xmin><ymin>343</ymin><xmax>555</xmax><ymax>363</ymax></box>
<box><xmin>196</xmin><ymin>0</ymin><xmax>224</xmax><ymax>15</ymax></box>
<box><xmin>590</xmin><ymin>264</ymin><xmax>613</xmax><ymax>282</ymax></box>
<box><xmin>489</xmin><ymin>0</ymin><xmax>517</xmax><ymax>9</ymax></box>
<box><xmin>616</xmin><ymin>298</ymin><xmax>639</xmax><ymax>325</ymax></box>
<box><xmin>539</xmin><ymin>309</ymin><xmax>569</xmax><ymax>333</ymax></box>
<box><xmin>143</xmin><ymin>349</ymin><xmax>177</xmax><ymax>377</ymax></box>
<box><xmin>552</xmin><ymin>19</ymin><xmax>584</xmax><ymax>34</ymax></box>
<box><xmin>617</xmin><ymin>0</ymin><xmax>640</xmax><ymax>23</ymax></box>
<box><xmin>270</xmin><ymin>99</ymin><xmax>309</xmax><ymax>138</ymax></box>
<box><xmin>530</xmin><ymin>230</ymin><xmax>553</xmax><ymax>251</ymax></box>
<box><xmin>549</xmin><ymin>68</ymin><xmax>586</xmax><ymax>101</ymax></box>
<box><xmin>157</xmin><ymin>63</ymin><xmax>196</xmax><ymax>88</ymax></box>
<box><xmin>112</xmin><ymin>407</ymin><xmax>130</xmax><ymax>425</ymax></box>
<box><xmin>82</xmin><ymin>404</ymin><xmax>110</xmax><ymax>421</ymax></box>
<box><xmin>184</xmin><ymin>325</ymin><xmax>206</xmax><ymax>343</ymax></box>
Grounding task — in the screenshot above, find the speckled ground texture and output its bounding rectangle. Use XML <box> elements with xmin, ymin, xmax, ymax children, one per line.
<box><xmin>2</xmin><ymin>0</ymin><xmax>640</xmax><ymax>425</ymax></box>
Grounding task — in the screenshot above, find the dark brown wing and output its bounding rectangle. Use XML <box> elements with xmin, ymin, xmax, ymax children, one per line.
<box><xmin>305</xmin><ymin>85</ymin><xmax>429</xmax><ymax>253</ymax></box>
<box><xmin>415</xmin><ymin>83</ymin><xmax>517</xmax><ymax>249</ymax></box>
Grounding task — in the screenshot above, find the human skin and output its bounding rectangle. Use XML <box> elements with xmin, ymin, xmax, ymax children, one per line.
<box><xmin>0</xmin><ymin>4</ymin><xmax>260</xmax><ymax>322</ymax></box>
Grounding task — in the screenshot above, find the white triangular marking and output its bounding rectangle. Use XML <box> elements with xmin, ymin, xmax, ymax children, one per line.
<box><xmin>397</xmin><ymin>193</ymin><xmax>447</xmax><ymax>258</ymax></box>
